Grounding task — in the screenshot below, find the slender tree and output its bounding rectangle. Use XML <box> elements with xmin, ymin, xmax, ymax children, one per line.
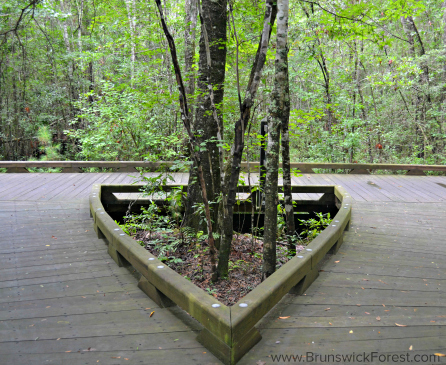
<box><xmin>263</xmin><ymin>0</ymin><xmax>290</xmax><ymax>279</ymax></box>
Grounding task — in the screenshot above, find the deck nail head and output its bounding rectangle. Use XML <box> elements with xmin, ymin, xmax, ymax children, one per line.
<box><xmin>297</xmin><ymin>255</ymin><xmax>304</xmax><ymax>258</ymax></box>
<box><xmin>119</xmin><ymin>233</ymin><xmax>125</xmax><ymax>236</ymax></box>
<box><xmin>157</xmin><ymin>265</ymin><xmax>164</xmax><ymax>269</ymax></box>
<box><xmin>212</xmin><ymin>304</ymin><xmax>220</xmax><ymax>308</ymax></box>
<box><xmin>332</xmin><ymin>225</ymin><xmax>336</xmax><ymax>227</ymax></box>
<box><xmin>148</xmin><ymin>258</ymin><xmax>155</xmax><ymax>261</ymax></box>
<box><xmin>239</xmin><ymin>303</ymin><xmax>248</xmax><ymax>308</ymax></box>
<box><xmin>335</xmin><ymin>220</ymin><xmax>339</xmax><ymax>222</ymax></box>
<box><xmin>306</xmin><ymin>249</ymin><xmax>312</xmax><ymax>252</ymax></box>
<box><xmin>97</xmin><ymin>208</ymin><xmax>101</xmax><ymax>210</ymax></box>
<box><xmin>100</xmin><ymin>212</ymin><xmax>104</xmax><ymax>214</ymax></box>
<box><xmin>114</xmin><ymin>228</ymin><xmax>120</xmax><ymax>231</ymax></box>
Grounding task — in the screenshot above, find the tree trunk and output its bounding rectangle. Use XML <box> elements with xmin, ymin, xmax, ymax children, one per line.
<box><xmin>59</xmin><ymin>0</ymin><xmax>76</xmax><ymax>106</ymax></box>
<box><xmin>401</xmin><ymin>15</ymin><xmax>429</xmax><ymax>159</ymax></box>
<box><xmin>125</xmin><ymin>0</ymin><xmax>136</xmax><ymax>85</ymax></box>
<box><xmin>262</xmin><ymin>115</ymin><xmax>279</xmax><ymax>279</ymax></box>
<box><xmin>217</xmin><ymin>0</ymin><xmax>277</xmax><ymax>279</ymax></box>
<box><xmin>184</xmin><ymin>0</ymin><xmax>197</xmax><ymax>102</ymax></box>
<box><xmin>275</xmin><ymin>0</ymin><xmax>295</xmax><ymax>254</ymax></box>
<box><xmin>185</xmin><ymin>0</ymin><xmax>227</xmax><ymax>232</ymax></box>
<box><xmin>264</xmin><ymin>0</ymin><xmax>292</xmax><ymax>278</ymax></box>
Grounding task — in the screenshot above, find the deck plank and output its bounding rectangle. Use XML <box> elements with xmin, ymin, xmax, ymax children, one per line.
<box><xmin>1</xmin><ymin>172</ymin><xmax>446</xmax><ymax>364</ymax></box>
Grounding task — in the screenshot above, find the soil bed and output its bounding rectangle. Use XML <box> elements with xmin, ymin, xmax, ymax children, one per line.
<box><xmin>133</xmin><ymin>230</ymin><xmax>305</xmax><ymax>306</ymax></box>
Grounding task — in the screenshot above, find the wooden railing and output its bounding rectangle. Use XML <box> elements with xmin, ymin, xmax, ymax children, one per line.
<box><xmin>1</xmin><ymin>160</ymin><xmax>445</xmax><ymax>175</ymax></box>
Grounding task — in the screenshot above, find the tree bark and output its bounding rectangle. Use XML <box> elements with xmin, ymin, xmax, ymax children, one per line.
<box><xmin>264</xmin><ymin>0</ymin><xmax>292</xmax><ymax>278</ymax></box>
<box><xmin>185</xmin><ymin>0</ymin><xmax>227</xmax><ymax>232</ymax></box>
<box><xmin>184</xmin><ymin>0</ymin><xmax>197</xmax><ymax>100</ymax></box>
<box><xmin>262</xmin><ymin>114</ymin><xmax>279</xmax><ymax>279</ymax></box>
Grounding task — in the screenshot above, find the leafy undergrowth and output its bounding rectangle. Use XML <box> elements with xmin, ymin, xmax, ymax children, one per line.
<box><xmin>133</xmin><ymin>229</ymin><xmax>305</xmax><ymax>306</ymax></box>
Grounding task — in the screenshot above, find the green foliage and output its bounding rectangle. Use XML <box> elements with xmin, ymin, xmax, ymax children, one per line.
<box><xmin>1</xmin><ymin>0</ymin><xmax>446</xmax><ymax>166</ymax></box>
<box><xmin>299</xmin><ymin>212</ymin><xmax>332</xmax><ymax>241</ymax></box>
<box><xmin>67</xmin><ymin>81</ymin><xmax>184</xmax><ymax>161</ymax></box>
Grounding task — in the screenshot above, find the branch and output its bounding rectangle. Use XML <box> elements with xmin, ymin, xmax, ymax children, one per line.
<box><xmin>299</xmin><ymin>0</ymin><xmax>410</xmax><ymax>44</ymax></box>
<box><xmin>0</xmin><ymin>0</ymin><xmax>41</xmax><ymax>37</ymax></box>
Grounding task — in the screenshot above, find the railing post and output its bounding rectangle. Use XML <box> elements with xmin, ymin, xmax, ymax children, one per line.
<box><xmin>258</xmin><ymin>119</ymin><xmax>267</xmax><ymax>211</ymax></box>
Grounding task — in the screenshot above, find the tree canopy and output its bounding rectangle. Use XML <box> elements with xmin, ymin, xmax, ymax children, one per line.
<box><xmin>0</xmin><ymin>0</ymin><xmax>444</xmax><ymax>165</ymax></box>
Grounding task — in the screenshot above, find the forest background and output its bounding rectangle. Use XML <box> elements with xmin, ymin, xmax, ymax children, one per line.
<box><xmin>1</xmin><ymin>0</ymin><xmax>445</xmax><ymax>166</ymax></box>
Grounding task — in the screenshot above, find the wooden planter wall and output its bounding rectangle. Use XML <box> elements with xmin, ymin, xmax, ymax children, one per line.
<box><xmin>90</xmin><ymin>183</ymin><xmax>351</xmax><ymax>365</ymax></box>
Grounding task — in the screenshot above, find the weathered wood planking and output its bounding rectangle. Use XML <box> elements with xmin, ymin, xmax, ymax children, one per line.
<box><xmin>0</xmin><ymin>199</ymin><xmax>218</xmax><ymax>365</ymax></box>
<box><xmin>238</xmin><ymin>200</ymin><xmax>446</xmax><ymax>364</ymax></box>
<box><xmin>1</xmin><ymin>173</ymin><xmax>446</xmax><ymax>364</ymax></box>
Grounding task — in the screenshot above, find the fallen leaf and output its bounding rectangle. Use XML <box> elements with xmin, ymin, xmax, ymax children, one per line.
<box><xmin>395</xmin><ymin>323</ymin><xmax>407</xmax><ymax>327</ymax></box>
<box><xmin>324</xmin><ymin>308</ymin><xmax>331</xmax><ymax>311</ymax></box>
<box><xmin>329</xmin><ymin>322</ymin><xmax>332</xmax><ymax>325</ymax></box>
<box><xmin>430</xmin><ymin>321</ymin><xmax>436</xmax><ymax>323</ymax></box>
<box><xmin>279</xmin><ymin>316</ymin><xmax>290</xmax><ymax>319</ymax></box>
<box><xmin>256</xmin><ymin>361</ymin><xmax>266</xmax><ymax>365</ymax></box>
<box><xmin>434</xmin><ymin>353</ymin><xmax>446</xmax><ymax>357</ymax></box>
<box><xmin>349</xmin><ymin>330</ymin><xmax>353</xmax><ymax>334</ymax></box>
<box><xmin>65</xmin><ymin>351</ymin><xmax>71</xmax><ymax>353</ymax></box>
<box><xmin>334</xmin><ymin>260</ymin><xmax>340</xmax><ymax>263</ymax></box>
<box><xmin>361</xmin><ymin>287</ymin><xmax>365</xmax><ymax>290</ymax></box>
<box><xmin>382</xmin><ymin>304</ymin><xmax>386</xmax><ymax>307</ymax></box>
<box><xmin>365</xmin><ymin>312</ymin><xmax>370</xmax><ymax>315</ymax></box>
<box><xmin>52</xmin><ymin>236</ymin><xmax>57</xmax><ymax>239</ymax></box>
<box><xmin>378</xmin><ymin>280</ymin><xmax>388</xmax><ymax>285</ymax></box>
<box><xmin>384</xmin><ymin>310</ymin><xmax>390</xmax><ymax>312</ymax></box>
<box><xmin>376</xmin><ymin>316</ymin><xmax>381</xmax><ymax>321</ymax></box>
<box><xmin>56</xmin><ymin>338</ymin><xmax>60</xmax><ymax>341</ymax></box>
<box><xmin>150</xmin><ymin>311</ymin><xmax>155</xmax><ymax>317</ymax></box>
<box><xmin>409</xmin><ymin>345</ymin><xmax>413</xmax><ymax>351</ymax></box>
<box><xmin>46</xmin><ymin>245</ymin><xmax>50</xmax><ymax>247</ymax></box>
<box><xmin>111</xmin><ymin>357</ymin><xmax>121</xmax><ymax>359</ymax></box>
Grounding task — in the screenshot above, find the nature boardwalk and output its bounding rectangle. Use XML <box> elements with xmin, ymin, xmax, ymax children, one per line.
<box><xmin>1</xmin><ymin>172</ymin><xmax>445</xmax><ymax>364</ymax></box>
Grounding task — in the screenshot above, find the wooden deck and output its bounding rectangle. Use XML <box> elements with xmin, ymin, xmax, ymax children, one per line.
<box><xmin>1</xmin><ymin>172</ymin><xmax>445</xmax><ymax>364</ymax></box>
